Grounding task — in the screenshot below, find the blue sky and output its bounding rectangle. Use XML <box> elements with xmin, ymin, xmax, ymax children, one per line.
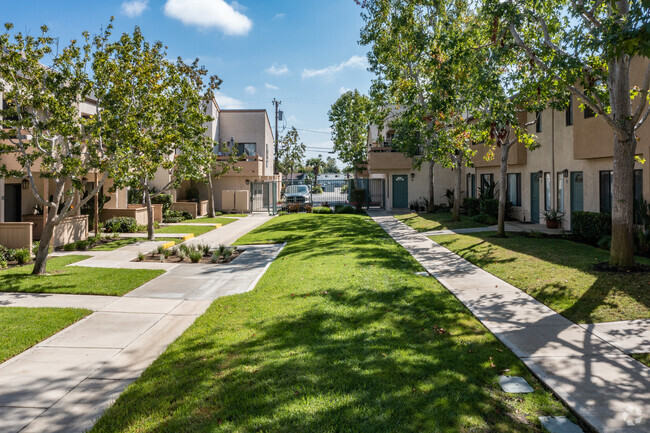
<box><xmin>3</xmin><ymin>0</ymin><xmax>374</xmax><ymax>167</ymax></box>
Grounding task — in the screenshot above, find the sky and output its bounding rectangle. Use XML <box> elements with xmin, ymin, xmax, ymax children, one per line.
<box><xmin>2</xmin><ymin>0</ymin><xmax>374</xmax><ymax>168</ymax></box>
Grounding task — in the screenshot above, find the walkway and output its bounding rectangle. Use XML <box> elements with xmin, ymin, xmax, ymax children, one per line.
<box><xmin>0</xmin><ymin>214</ymin><xmax>279</xmax><ymax>433</ymax></box>
<box><xmin>368</xmin><ymin>210</ymin><xmax>649</xmax><ymax>433</ymax></box>
<box><xmin>420</xmin><ymin>221</ymin><xmax>565</xmax><ymax>236</ymax></box>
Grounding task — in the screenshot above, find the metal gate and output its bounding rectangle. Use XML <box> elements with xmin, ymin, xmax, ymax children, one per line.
<box><xmin>281</xmin><ymin>178</ymin><xmax>385</xmax><ymax>210</ymax></box>
<box><xmin>251</xmin><ymin>181</ymin><xmax>279</xmax><ymax>214</ymax></box>
<box><xmin>348</xmin><ymin>178</ymin><xmax>385</xmax><ymax>209</ymax></box>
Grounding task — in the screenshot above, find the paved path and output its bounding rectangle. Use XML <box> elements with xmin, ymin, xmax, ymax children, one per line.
<box><xmin>0</xmin><ymin>214</ymin><xmax>279</xmax><ymax>433</ymax></box>
<box><xmin>368</xmin><ymin>210</ymin><xmax>649</xmax><ymax>433</ymax></box>
<box><xmin>420</xmin><ymin>221</ymin><xmax>565</xmax><ymax>236</ymax></box>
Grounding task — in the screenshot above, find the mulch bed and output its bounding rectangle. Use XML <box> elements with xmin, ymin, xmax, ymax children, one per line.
<box><xmin>134</xmin><ymin>249</ymin><xmax>244</xmax><ymax>265</ymax></box>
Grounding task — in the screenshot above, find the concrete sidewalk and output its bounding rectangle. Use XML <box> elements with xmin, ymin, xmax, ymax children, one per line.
<box><xmin>368</xmin><ymin>210</ymin><xmax>649</xmax><ymax>433</ymax></box>
<box><xmin>0</xmin><ymin>214</ymin><xmax>280</xmax><ymax>433</ymax></box>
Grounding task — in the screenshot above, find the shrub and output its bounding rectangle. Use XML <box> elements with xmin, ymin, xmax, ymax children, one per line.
<box><xmin>312</xmin><ymin>185</ymin><xmax>323</xmax><ymax>194</ymax></box>
<box><xmin>277</xmin><ymin>211</ymin><xmax>289</xmax><ymax>216</ymax></box>
<box><xmin>335</xmin><ymin>205</ymin><xmax>355</xmax><ymax>214</ymax></box>
<box><xmin>76</xmin><ymin>240</ymin><xmax>91</xmax><ymax>250</ymax></box>
<box><xmin>0</xmin><ymin>259</ymin><xmax>7</xmax><ymax>269</ymax></box>
<box><xmin>104</xmin><ymin>217</ymin><xmax>138</xmax><ymax>233</ymax></box>
<box><xmin>288</xmin><ymin>203</ymin><xmax>301</xmax><ymax>213</ymax></box>
<box><xmin>137</xmin><ymin>252</ymin><xmax>145</xmax><ymax>261</ymax></box>
<box><xmin>305</xmin><ymin>204</ymin><xmax>313</xmax><ymax>213</ymax></box>
<box><xmin>198</xmin><ymin>243</ymin><xmax>211</xmax><ymax>256</ymax></box>
<box><xmin>162</xmin><ymin>249</ymin><xmax>172</xmax><ymax>259</ymax></box>
<box><xmin>151</xmin><ymin>194</ymin><xmax>173</xmax><ymax>213</ymax></box>
<box><xmin>211</xmin><ymin>251</ymin><xmax>220</xmax><ymax>263</ymax></box>
<box><xmin>157</xmin><ymin>245</ymin><xmax>165</xmax><ymax>254</ymax></box>
<box><xmin>163</xmin><ymin>210</ymin><xmax>192</xmax><ymax>223</ymax></box>
<box><xmin>215</xmin><ymin>211</ymin><xmax>223</xmax><ymax>216</ymax></box>
<box><xmin>477</xmin><ymin>198</ymin><xmax>512</xmax><ymax>220</ymax></box>
<box><xmin>571</xmin><ymin>211</ymin><xmax>611</xmax><ymax>244</ymax></box>
<box><xmin>463</xmin><ymin>198</ymin><xmax>480</xmax><ymax>216</ymax></box>
<box><xmin>351</xmin><ymin>189</ymin><xmax>366</xmax><ymax>210</ymax></box>
<box><xmin>223</xmin><ymin>248</ymin><xmax>233</xmax><ymax>260</ymax></box>
<box><xmin>312</xmin><ymin>206</ymin><xmax>333</xmax><ymax>214</ymax></box>
<box><xmin>63</xmin><ymin>242</ymin><xmax>77</xmax><ymax>251</ymax></box>
<box><xmin>598</xmin><ymin>235</ymin><xmax>612</xmax><ymax>250</ymax></box>
<box><xmin>13</xmin><ymin>248</ymin><xmax>31</xmax><ymax>264</ymax></box>
<box><xmin>473</xmin><ymin>213</ymin><xmax>497</xmax><ymax>225</ymax></box>
<box><xmin>189</xmin><ymin>250</ymin><xmax>202</xmax><ymax>263</ymax></box>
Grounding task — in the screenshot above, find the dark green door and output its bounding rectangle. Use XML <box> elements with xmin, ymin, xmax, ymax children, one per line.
<box><xmin>570</xmin><ymin>172</ymin><xmax>584</xmax><ymax>229</ymax></box>
<box><xmin>530</xmin><ymin>173</ymin><xmax>540</xmax><ymax>223</ymax></box>
<box><xmin>392</xmin><ymin>175</ymin><xmax>408</xmax><ymax>209</ymax></box>
<box><xmin>4</xmin><ymin>183</ymin><xmax>21</xmax><ymax>222</ymax></box>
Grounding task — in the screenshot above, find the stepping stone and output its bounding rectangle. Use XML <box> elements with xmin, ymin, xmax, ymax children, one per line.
<box><xmin>414</xmin><ymin>271</ymin><xmax>430</xmax><ymax>276</ymax></box>
<box><xmin>538</xmin><ymin>416</ymin><xmax>584</xmax><ymax>433</ymax></box>
<box><xmin>498</xmin><ymin>376</ymin><xmax>534</xmax><ymax>393</ymax></box>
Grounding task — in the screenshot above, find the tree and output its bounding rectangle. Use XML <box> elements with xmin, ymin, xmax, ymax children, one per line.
<box><xmin>488</xmin><ymin>0</ymin><xmax>650</xmax><ymax>267</ymax></box>
<box><xmin>324</xmin><ymin>156</ymin><xmax>341</xmax><ymax>174</ymax></box>
<box><xmin>277</xmin><ymin>126</ymin><xmax>306</xmax><ymax>181</ymax></box>
<box><xmin>328</xmin><ymin>90</ymin><xmax>372</xmax><ymax>185</ymax></box>
<box><xmin>306</xmin><ymin>155</ymin><xmax>325</xmax><ymax>188</ymax></box>
<box><xmin>0</xmin><ymin>24</ymin><xmax>111</xmax><ymax>275</ymax></box>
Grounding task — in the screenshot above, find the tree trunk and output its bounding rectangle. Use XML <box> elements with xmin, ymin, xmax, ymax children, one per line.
<box><xmin>206</xmin><ymin>175</ymin><xmax>216</xmax><ymax>218</ymax></box>
<box><xmin>32</xmin><ymin>210</ymin><xmax>57</xmax><ymax>275</ymax></box>
<box><xmin>497</xmin><ymin>143</ymin><xmax>511</xmax><ymax>238</ymax></box>
<box><xmin>428</xmin><ymin>161</ymin><xmax>434</xmax><ymax>212</ymax></box>
<box><xmin>452</xmin><ymin>159</ymin><xmax>462</xmax><ymax>222</ymax></box>
<box><xmin>608</xmin><ymin>55</ymin><xmax>636</xmax><ymax>268</ymax></box>
<box><xmin>144</xmin><ymin>186</ymin><xmax>154</xmax><ymax>241</ymax></box>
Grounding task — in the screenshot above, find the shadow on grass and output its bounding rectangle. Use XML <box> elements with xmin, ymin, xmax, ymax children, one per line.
<box><xmin>435</xmin><ymin>232</ymin><xmax>650</xmax><ymax>323</ymax></box>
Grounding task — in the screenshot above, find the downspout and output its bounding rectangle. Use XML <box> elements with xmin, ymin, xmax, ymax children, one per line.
<box><xmin>551</xmin><ymin>109</ymin><xmax>556</xmax><ymax>212</ymax></box>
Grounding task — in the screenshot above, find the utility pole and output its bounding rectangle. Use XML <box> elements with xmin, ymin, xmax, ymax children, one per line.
<box><xmin>272</xmin><ymin>98</ymin><xmax>281</xmax><ymax>175</ymax></box>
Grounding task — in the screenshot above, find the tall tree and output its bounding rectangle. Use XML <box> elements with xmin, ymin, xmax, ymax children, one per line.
<box><xmin>0</xmin><ymin>24</ymin><xmax>111</xmax><ymax>275</ymax></box>
<box><xmin>277</xmin><ymin>126</ymin><xmax>306</xmax><ymax>181</ymax></box>
<box><xmin>306</xmin><ymin>155</ymin><xmax>325</xmax><ymax>188</ymax></box>
<box><xmin>488</xmin><ymin>0</ymin><xmax>650</xmax><ymax>267</ymax></box>
<box><xmin>328</xmin><ymin>89</ymin><xmax>373</xmax><ymax>185</ymax></box>
<box><xmin>358</xmin><ymin>1</ymin><xmax>479</xmax><ymax>214</ymax></box>
<box><xmin>324</xmin><ymin>156</ymin><xmax>341</xmax><ymax>174</ymax></box>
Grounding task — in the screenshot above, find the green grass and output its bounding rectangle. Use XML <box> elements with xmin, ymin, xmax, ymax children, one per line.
<box><xmin>396</xmin><ymin>212</ymin><xmax>489</xmax><ymax>232</ymax></box>
<box><xmin>180</xmin><ymin>216</ymin><xmax>238</xmax><ymax>224</ymax></box>
<box><xmin>432</xmin><ymin>232</ymin><xmax>650</xmax><ymax>323</ymax></box>
<box><xmin>92</xmin><ymin>214</ymin><xmax>571</xmax><ymax>433</ymax></box>
<box><xmin>0</xmin><ymin>256</ymin><xmax>164</xmax><ymax>296</ymax></box>
<box><xmin>632</xmin><ymin>353</ymin><xmax>650</xmax><ymax>368</ymax></box>
<box><xmin>0</xmin><ymin>307</ymin><xmax>91</xmax><ymax>362</ymax></box>
<box><xmin>155</xmin><ymin>225</ymin><xmax>218</xmax><ymax>236</ymax></box>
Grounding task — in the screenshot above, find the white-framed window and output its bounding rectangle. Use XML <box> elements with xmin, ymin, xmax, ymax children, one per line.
<box><xmin>556</xmin><ymin>172</ymin><xmax>564</xmax><ymax>212</ymax></box>
<box><xmin>507</xmin><ymin>173</ymin><xmax>521</xmax><ymax>206</ymax></box>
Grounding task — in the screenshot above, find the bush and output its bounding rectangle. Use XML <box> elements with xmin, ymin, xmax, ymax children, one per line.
<box><xmin>597</xmin><ymin>235</ymin><xmax>612</xmax><ymax>250</ymax></box>
<box><xmin>277</xmin><ymin>210</ymin><xmax>289</xmax><ymax>216</ymax></box>
<box><xmin>571</xmin><ymin>211</ymin><xmax>611</xmax><ymax>244</ymax></box>
<box><xmin>104</xmin><ymin>217</ymin><xmax>138</xmax><ymax>233</ymax></box>
<box><xmin>473</xmin><ymin>213</ymin><xmax>497</xmax><ymax>225</ymax></box>
<box><xmin>163</xmin><ymin>210</ymin><xmax>192</xmax><ymax>223</ymax></box>
<box><xmin>189</xmin><ymin>250</ymin><xmax>202</xmax><ymax>263</ymax></box>
<box><xmin>335</xmin><ymin>205</ymin><xmax>355</xmax><ymax>214</ymax></box>
<box><xmin>151</xmin><ymin>194</ymin><xmax>173</xmax><ymax>213</ymax></box>
<box><xmin>463</xmin><ymin>198</ymin><xmax>480</xmax><ymax>216</ymax></box>
<box><xmin>312</xmin><ymin>206</ymin><xmax>333</xmax><ymax>214</ymax></box>
<box><xmin>312</xmin><ymin>185</ymin><xmax>323</xmax><ymax>194</ymax></box>
<box><xmin>477</xmin><ymin>198</ymin><xmax>512</xmax><ymax>220</ymax></box>
<box><xmin>63</xmin><ymin>242</ymin><xmax>77</xmax><ymax>251</ymax></box>
<box><xmin>76</xmin><ymin>240</ymin><xmax>91</xmax><ymax>250</ymax></box>
<box><xmin>13</xmin><ymin>248</ymin><xmax>31</xmax><ymax>264</ymax></box>
<box><xmin>351</xmin><ymin>189</ymin><xmax>366</xmax><ymax>210</ymax></box>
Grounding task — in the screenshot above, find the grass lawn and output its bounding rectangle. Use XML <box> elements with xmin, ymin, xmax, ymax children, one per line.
<box><xmin>396</xmin><ymin>212</ymin><xmax>489</xmax><ymax>232</ymax></box>
<box><xmin>92</xmin><ymin>214</ymin><xmax>571</xmax><ymax>433</ymax></box>
<box><xmin>0</xmin><ymin>256</ymin><xmax>164</xmax><ymax>296</ymax></box>
<box><xmin>181</xmin><ymin>216</ymin><xmax>238</xmax><ymax>225</ymax></box>
<box><xmin>0</xmin><ymin>307</ymin><xmax>91</xmax><ymax>362</ymax></box>
<box><xmin>432</xmin><ymin>232</ymin><xmax>650</xmax><ymax>323</ymax></box>
<box><xmin>155</xmin><ymin>225</ymin><xmax>219</xmax><ymax>237</ymax></box>
<box><xmin>632</xmin><ymin>353</ymin><xmax>650</xmax><ymax>368</ymax></box>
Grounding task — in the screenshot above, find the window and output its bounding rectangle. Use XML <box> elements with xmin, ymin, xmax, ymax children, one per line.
<box><xmin>507</xmin><ymin>173</ymin><xmax>521</xmax><ymax>206</ymax></box>
<box><xmin>466</xmin><ymin>173</ymin><xmax>476</xmax><ymax>199</ymax></box>
<box><xmin>599</xmin><ymin>170</ymin><xmax>613</xmax><ymax>213</ymax></box>
<box><xmin>535</xmin><ymin>111</ymin><xmax>542</xmax><ymax>133</ymax></box>
<box><xmin>566</xmin><ymin>96</ymin><xmax>573</xmax><ymax>126</ymax></box>
<box><xmin>266</xmin><ymin>145</ymin><xmax>269</xmax><ymax>168</ymax></box>
<box><xmin>584</xmin><ymin>105</ymin><xmax>595</xmax><ymax>119</ymax></box>
<box><xmin>556</xmin><ymin>172</ymin><xmax>564</xmax><ymax>212</ymax></box>
<box><xmin>544</xmin><ymin>172</ymin><xmax>551</xmax><ymax>210</ymax></box>
<box><xmin>479</xmin><ymin>173</ymin><xmax>494</xmax><ymax>198</ymax></box>
<box><xmin>236</xmin><ymin>143</ymin><xmax>257</xmax><ymax>156</ymax></box>
<box><xmin>384</xmin><ymin>131</ymin><xmax>395</xmax><ymax>147</ymax></box>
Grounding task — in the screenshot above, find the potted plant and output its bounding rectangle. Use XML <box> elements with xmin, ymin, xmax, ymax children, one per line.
<box><xmin>541</xmin><ymin>208</ymin><xmax>564</xmax><ymax>229</ymax></box>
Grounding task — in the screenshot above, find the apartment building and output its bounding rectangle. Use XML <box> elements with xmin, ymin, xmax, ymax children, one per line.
<box><xmin>153</xmin><ymin>98</ymin><xmax>280</xmax><ymax>213</ymax></box>
<box><xmin>368</xmin><ymin>57</ymin><xmax>650</xmax><ymax>228</ymax></box>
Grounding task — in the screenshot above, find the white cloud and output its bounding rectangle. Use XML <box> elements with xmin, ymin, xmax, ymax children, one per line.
<box><xmin>287</xmin><ymin>115</ymin><xmax>298</xmax><ymax>123</ymax></box>
<box><xmin>302</xmin><ymin>55</ymin><xmax>368</xmax><ymax>79</ymax></box>
<box><xmin>122</xmin><ymin>0</ymin><xmax>148</xmax><ymax>18</ymax></box>
<box><xmin>230</xmin><ymin>1</ymin><xmax>247</xmax><ymax>12</ymax></box>
<box><xmin>265</xmin><ymin>83</ymin><xmax>279</xmax><ymax>90</ymax></box>
<box><xmin>273</xmin><ymin>13</ymin><xmax>285</xmax><ymax>20</ymax></box>
<box><xmin>265</xmin><ymin>64</ymin><xmax>289</xmax><ymax>75</ymax></box>
<box><xmin>163</xmin><ymin>0</ymin><xmax>253</xmax><ymax>36</ymax></box>
<box><xmin>244</xmin><ymin>85</ymin><xmax>256</xmax><ymax>95</ymax></box>
<box><xmin>215</xmin><ymin>92</ymin><xmax>244</xmax><ymax>109</ymax></box>
<box><xmin>338</xmin><ymin>86</ymin><xmax>352</xmax><ymax>94</ymax></box>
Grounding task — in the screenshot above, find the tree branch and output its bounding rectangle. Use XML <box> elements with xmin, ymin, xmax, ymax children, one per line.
<box><xmin>632</xmin><ymin>62</ymin><xmax>650</xmax><ymax>125</ymax></box>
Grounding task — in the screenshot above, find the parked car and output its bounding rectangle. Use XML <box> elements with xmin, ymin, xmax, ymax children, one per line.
<box><xmin>284</xmin><ymin>184</ymin><xmax>312</xmax><ymax>205</ymax></box>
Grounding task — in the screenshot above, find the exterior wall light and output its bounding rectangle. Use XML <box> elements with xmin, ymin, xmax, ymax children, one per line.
<box><xmin>410</xmin><ymin>173</ymin><xmax>415</xmax><ymax>181</ymax></box>
<box><xmin>22</xmin><ymin>179</ymin><xmax>29</xmax><ymax>190</ymax></box>
<box><xmin>245</xmin><ymin>179</ymin><xmax>250</xmax><ymax>186</ymax></box>
<box><xmin>562</xmin><ymin>169</ymin><xmax>569</xmax><ymax>178</ymax></box>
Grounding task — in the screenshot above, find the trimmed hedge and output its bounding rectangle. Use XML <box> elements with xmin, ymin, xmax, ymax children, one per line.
<box><xmin>571</xmin><ymin>211</ymin><xmax>611</xmax><ymax>244</ymax></box>
<box><xmin>335</xmin><ymin>205</ymin><xmax>355</xmax><ymax>214</ymax></box>
<box><xmin>312</xmin><ymin>206</ymin><xmax>333</xmax><ymax>214</ymax></box>
<box><xmin>151</xmin><ymin>194</ymin><xmax>173</xmax><ymax>214</ymax></box>
<box><xmin>463</xmin><ymin>198</ymin><xmax>480</xmax><ymax>216</ymax></box>
<box><xmin>104</xmin><ymin>217</ymin><xmax>138</xmax><ymax>233</ymax></box>
<box><xmin>163</xmin><ymin>210</ymin><xmax>192</xmax><ymax>223</ymax></box>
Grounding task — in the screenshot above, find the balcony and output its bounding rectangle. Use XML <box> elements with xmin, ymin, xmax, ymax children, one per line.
<box><xmin>367</xmin><ymin>147</ymin><xmax>413</xmax><ymax>171</ymax></box>
<box><xmin>217</xmin><ymin>155</ymin><xmax>264</xmax><ymax>176</ymax></box>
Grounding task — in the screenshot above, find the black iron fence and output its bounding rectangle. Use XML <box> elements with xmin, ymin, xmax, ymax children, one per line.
<box><xmin>250</xmin><ymin>181</ymin><xmax>279</xmax><ymax>214</ymax></box>
<box><xmin>281</xmin><ymin>178</ymin><xmax>385</xmax><ymax>209</ymax></box>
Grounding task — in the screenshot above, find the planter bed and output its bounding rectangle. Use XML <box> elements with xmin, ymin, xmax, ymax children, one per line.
<box><xmin>134</xmin><ymin>247</ymin><xmax>244</xmax><ymax>265</ymax></box>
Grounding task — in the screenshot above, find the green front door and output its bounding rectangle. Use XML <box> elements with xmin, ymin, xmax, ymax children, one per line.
<box><xmin>570</xmin><ymin>172</ymin><xmax>584</xmax><ymax>229</ymax></box>
<box><xmin>392</xmin><ymin>175</ymin><xmax>408</xmax><ymax>209</ymax></box>
<box><xmin>530</xmin><ymin>173</ymin><xmax>540</xmax><ymax>223</ymax></box>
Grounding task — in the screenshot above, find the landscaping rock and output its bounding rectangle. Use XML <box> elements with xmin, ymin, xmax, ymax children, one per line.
<box><xmin>498</xmin><ymin>375</ymin><xmax>533</xmax><ymax>393</ymax></box>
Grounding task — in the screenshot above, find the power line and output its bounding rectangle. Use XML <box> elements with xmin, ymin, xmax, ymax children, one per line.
<box><xmin>295</xmin><ymin>128</ymin><xmax>330</xmax><ymax>135</ymax></box>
